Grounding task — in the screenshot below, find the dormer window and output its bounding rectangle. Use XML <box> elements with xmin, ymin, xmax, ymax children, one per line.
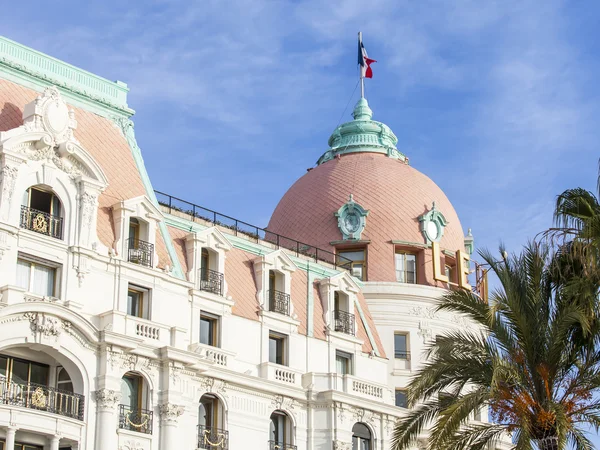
<box><xmin>20</xmin><ymin>187</ymin><xmax>63</xmax><ymax>239</ymax></box>
<box><xmin>338</xmin><ymin>248</ymin><xmax>366</xmax><ymax>280</ymax></box>
<box><xmin>127</xmin><ymin>218</ymin><xmax>153</xmax><ymax>268</ymax></box>
<box><xmin>268</xmin><ymin>270</ymin><xmax>290</xmax><ymax>316</ymax></box>
<box><xmin>334</xmin><ymin>291</ymin><xmax>355</xmax><ymax>335</ymax></box>
<box><xmin>200</xmin><ymin>248</ymin><xmax>224</xmax><ymax>296</ymax></box>
<box><xmin>395</xmin><ymin>251</ymin><xmax>417</xmax><ymax>284</ymax></box>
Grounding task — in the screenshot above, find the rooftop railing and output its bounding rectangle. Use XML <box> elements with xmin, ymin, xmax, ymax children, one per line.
<box><xmin>155</xmin><ymin>191</ymin><xmax>351</xmax><ymax>270</ymax></box>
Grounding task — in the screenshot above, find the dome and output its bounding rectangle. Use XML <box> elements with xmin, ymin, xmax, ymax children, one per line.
<box><xmin>268</xmin><ymin>99</ymin><xmax>468</xmax><ymax>284</ymax></box>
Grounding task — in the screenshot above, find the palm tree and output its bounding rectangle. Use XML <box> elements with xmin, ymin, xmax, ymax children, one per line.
<box><xmin>391</xmin><ymin>243</ymin><xmax>600</xmax><ymax>450</ymax></box>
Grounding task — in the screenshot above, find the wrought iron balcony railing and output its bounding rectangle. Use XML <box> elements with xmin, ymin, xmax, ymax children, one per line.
<box><xmin>20</xmin><ymin>206</ymin><xmax>63</xmax><ymax>239</ymax></box>
<box><xmin>198</xmin><ymin>425</ymin><xmax>229</xmax><ymax>449</ymax></box>
<box><xmin>119</xmin><ymin>404</ymin><xmax>153</xmax><ymax>434</ymax></box>
<box><xmin>269</xmin><ymin>440</ymin><xmax>297</xmax><ymax>450</ymax></box>
<box><xmin>269</xmin><ymin>290</ymin><xmax>291</xmax><ymax>316</ymax></box>
<box><xmin>334</xmin><ymin>310</ymin><xmax>355</xmax><ymax>335</ymax></box>
<box><xmin>200</xmin><ymin>268</ymin><xmax>224</xmax><ymax>296</ymax></box>
<box><xmin>394</xmin><ymin>350</ymin><xmax>411</xmax><ymax>360</ymax></box>
<box><xmin>127</xmin><ymin>238</ymin><xmax>154</xmax><ymax>268</ymax></box>
<box><xmin>155</xmin><ymin>190</ymin><xmax>352</xmax><ymax>270</ymax></box>
<box><xmin>0</xmin><ymin>379</ymin><xmax>84</xmax><ymax>420</ymax></box>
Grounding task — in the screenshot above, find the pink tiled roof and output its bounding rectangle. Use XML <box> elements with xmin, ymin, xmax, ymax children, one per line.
<box><xmin>0</xmin><ymin>78</ymin><xmax>173</xmax><ymax>268</ymax></box>
<box><xmin>268</xmin><ymin>153</ymin><xmax>466</xmax><ymax>284</ymax></box>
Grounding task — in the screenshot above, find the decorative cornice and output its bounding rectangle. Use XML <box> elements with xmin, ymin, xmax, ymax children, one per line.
<box><xmin>0</xmin><ymin>36</ymin><xmax>133</xmax><ymax>115</ymax></box>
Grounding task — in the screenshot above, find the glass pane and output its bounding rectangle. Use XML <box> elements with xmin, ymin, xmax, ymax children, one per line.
<box><xmin>29</xmin><ymin>362</ymin><xmax>49</xmax><ymax>385</ymax></box>
<box><xmin>127</xmin><ymin>290</ymin><xmax>141</xmax><ymax>317</ymax></box>
<box><xmin>200</xmin><ymin>317</ymin><xmax>214</xmax><ymax>346</ymax></box>
<box><xmin>16</xmin><ymin>260</ymin><xmax>31</xmax><ymax>291</ymax></box>
<box><xmin>339</xmin><ymin>250</ymin><xmax>365</xmax><ymax>261</ymax></box>
<box><xmin>12</xmin><ymin>359</ymin><xmax>29</xmax><ymax>384</ymax></box>
<box><xmin>120</xmin><ymin>376</ymin><xmax>140</xmax><ymax>409</ymax></box>
<box><xmin>394</xmin><ymin>334</ymin><xmax>408</xmax><ymax>358</ymax></box>
<box><xmin>0</xmin><ymin>356</ymin><xmax>7</xmax><ymax>381</ymax></box>
<box><xmin>352</xmin><ymin>264</ymin><xmax>364</xmax><ymax>281</ymax></box>
<box><xmin>336</xmin><ymin>354</ymin><xmax>350</xmax><ymax>375</ymax></box>
<box><xmin>57</xmin><ymin>367</ymin><xmax>71</xmax><ymax>382</ymax></box>
<box><xmin>395</xmin><ymin>254</ymin><xmax>405</xmax><ymax>282</ymax></box>
<box><xmin>29</xmin><ymin>188</ymin><xmax>52</xmax><ymax>213</ymax></box>
<box><xmin>199</xmin><ymin>398</ymin><xmax>213</xmax><ymax>427</ymax></box>
<box><xmin>406</xmin><ymin>254</ymin><xmax>416</xmax><ymax>284</ymax></box>
<box><xmin>269</xmin><ymin>337</ymin><xmax>283</xmax><ymax>364</ymax></box>
<box><xmin>32</xmin><ymin>264</ymin><xmax>55</xmax><ymax>297</ymax></box>
<box><xmin>395</xmin><ymin>390</ymin><xmax>407</xmax><ymax>408</ymax></box>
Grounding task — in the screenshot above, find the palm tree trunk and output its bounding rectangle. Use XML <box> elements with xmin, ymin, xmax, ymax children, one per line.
<box><xmin>538</xmin><ymin>436</ymin><xmax>559</xmax><ymax>450</ymax></box>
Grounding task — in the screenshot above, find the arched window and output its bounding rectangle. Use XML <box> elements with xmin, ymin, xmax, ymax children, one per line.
<box><xmin>20</xmin><ymin>186</ymin><xmax>63</xmax><ymax>239</ymax></box>
<box><xmin>198</xmin><ymin>394</ymin><xmax>228</xmax><ymax>449</ymax></box>
<box><xmin>269</xmin><ymin>410</ymin><xmax>293</xmax><ymax>449</ymax></box>
<box><xmin>119</xmin><ymin>372</ymin><xmax>152</xmax><ymax>434</ymax></box>
<box><xmin>352</xmin><ymin>423</ymin><xmax>372</xmax><ymax>450</ymax></box>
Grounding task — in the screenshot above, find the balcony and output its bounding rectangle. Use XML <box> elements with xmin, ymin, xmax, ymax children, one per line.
<box><xmin>198</xmin><ymin>425</ymin><xmax>229</xmax><ymax>449</ymax></box>
<box><xmin>269</xmin><ymin>441</ymin><xmax>297</xmax><ymax>450</ymax></box>
<box><xmin>269</xmin><ymin>290</ymin><xmax>290</xmax><ymax>316</ymax></box>
<box><xmin>119</xmin><ymin>404</ymin><xmax>153</xmax><ymax>435</ymax></box>
<box><xmin>259</xmin><ymin>362</ymin><xmax>302</xmax><ymax>386</ymax></box>
<box><xmin>200</xmin><ymin>268</ymin><xmax>224</xmax><ymax>296</ymax></box>
<box><xmin>20</xmin><ymin>206</ymin><xmax>63</xmax><ymax>239</ymax></box>
<box><xmin>127</xmin><ymin>238</ymin><xmax>154</xmax><ymax>267</ymax></box>
<box><xmin>0</xmin><ymin>379</ymin><xmax>84</xmax><ymax>420</ymax></box>
<box><xmin>333</xmin><ymin>309</ymin><xmax>355</xmax><ymax>335</ymax></box>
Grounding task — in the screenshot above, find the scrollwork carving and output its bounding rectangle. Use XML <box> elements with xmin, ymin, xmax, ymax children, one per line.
<box><xmin>158</xmin><ymin>403</ymin><xmax>184</xmax><ymax>423</ymax></box>
<box><xmin>94</xmin><ymin>389</ymin><xmax>120</xmax><ymax>409</ymax></box>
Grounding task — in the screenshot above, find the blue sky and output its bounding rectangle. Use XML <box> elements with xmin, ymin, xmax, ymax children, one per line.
<box><xmin>4</xmin><ymin>0</ymin><xmax>600</xmax><ymax>442</ymax></box>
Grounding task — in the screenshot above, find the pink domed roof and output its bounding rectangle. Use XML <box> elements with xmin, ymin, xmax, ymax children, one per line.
<box><xmin>268</xmin><ymin>153</ymin><xmax>466</xmax><ymax>283</ymax></box>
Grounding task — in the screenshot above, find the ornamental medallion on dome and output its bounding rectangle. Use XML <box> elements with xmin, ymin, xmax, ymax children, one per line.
<box><xmin>418</xmin><ymin>201</ymin><xmax>447</xmax><ymax>244</ymax></box>
<box><xmin>23</xmin><ymin>86</ymin><xmax>78</xmax><ymax>145</ymax></box>
<box><xmin>335</xmin><ymin>194</ymin><xmax>369</xmax><ymax>240</ymax></box>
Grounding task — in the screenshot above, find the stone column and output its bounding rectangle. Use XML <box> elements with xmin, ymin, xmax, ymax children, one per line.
<box><xmin>159</xmin><ymin>403</ymin><xmax>184</xmax><ymax>450</ymax></box>
<box><xmin>94</xmin><ymin>388</ymin><xmax>121</xmax><ymax>450</ymax></box>
<box><xmin>49</xmin><ymin>435</ymin><xmax>60</xmax><ymax>450</ymax></box>
<box><xmin>5</xmin><ymin>427</ymin><xmax>17</xmax><ymax>449</ymax></box>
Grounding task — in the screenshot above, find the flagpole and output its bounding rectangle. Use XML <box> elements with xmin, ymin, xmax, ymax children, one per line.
<box><xmin>358</xmin><ymin>31</ymin><xmax>364</xmax><ymax>98</ymax></box>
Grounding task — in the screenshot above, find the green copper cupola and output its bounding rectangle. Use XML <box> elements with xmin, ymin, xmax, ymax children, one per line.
<box><xmin>316</xmin><ymin>98</ymin><xmax>407</xmax><ymax>165</ymax></box>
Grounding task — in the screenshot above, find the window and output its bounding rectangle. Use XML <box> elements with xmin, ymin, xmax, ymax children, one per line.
<box><xmin>395</xmin><ymin>252</ymin><xmax>416</xmax><ymax>283</ymax></box>
<box><xmin>445</xmin><ymin>264</ymin><xmax>456</xmax><ymax>284</ymax></box>
<box><xmin>127</xmin><ymin>218</ymin><xmax>153</xmax><ymax>267</ymax></box>
<box><xmin>352</xmin><ymin>423</ymin><xmax>371</xmax><ymax>450</ymax></box>
<box><xmin>127</xmin><ymin>286</ymin><xmax>149</xmax><ymax>319</ymax></box>
<box><xmin>336</xmin><ymin>350</ymin><xmax>353</xmax><ymax>375</ymax></box>
<box><xmin>16</xmin><ymin>257</ymin><xmax>58</xmax><ymax>297</ymax></box>
<box><xmin>200</xmin><ymin>312</ymin><xmax>219</xmax><ymax>347</ymax></box>
<box><xmin>0</xmin><ymin>444</ymin><xmax>43</xmax><ymax>450</ymax></box>
<box><xmin>0</xmin><ymin>354</ymin><xmax>49</xmax><ymax>386</ymax></box>
<box><xmin>394</xmin><ymin>333</ymin><xmax>409</xmax><ymax>360</ymax></box>
<box><xmin>268</xmin><ymin>270</ymin><xmax>290</xmax><ymax>316</ymax></box>
<box><xmin>119</xmin><ymin>372</ymin><xmax>152</xmax><ymax>434</ymax></box>
<box><xmin>20</xmin><ymin>187</ymin><xmax>63</xmax><ymax>239</ymax></box>
<box><xmin>199</xmin><ymin>248</ymin><xmax>224</xmax><ymax>296</ymax></box>
<box><xmin>198</xmin><ymin>394</ymin><xmax>228</xmax><ymax>449</ymax></box>
<box><xmin>338</xmin><ymin>248</ymin><xmax>366</xmax><ymax>281</ymax></box>
<box><xmin>269</xmin><ymin>332</ymin><xmax>287</xmax><ymax>365</ymax></box>
<box><xmin>395</xmin><ymin>389</ymin><xmax>408</xmax><ymax>408</ymax></box>
<box><xmin>269</xmin><ymin>410</ymin><xmax>292</xmax><ymax>448</ymax></box>
<box><xmin>334</xmin><ymin>291</ymin><xmax>355</xmax><ymax>335</ymax></box>
<box><xmin>56</xmin><ymin>367</ymin><xmax>74</xmax><ymax>392</ymax></box>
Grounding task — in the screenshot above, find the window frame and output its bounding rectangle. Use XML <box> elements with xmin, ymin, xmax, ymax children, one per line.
<box><xmin>337</xmin><ymin>247</ymin><xmax>367</xmax><ymax>281</ymax></box>
<box><xmin>200</xmin><ymin>311</ymin><xmax>220</xmax><ymax>347</ymax></box>
<box><xmin>335</xmin><ymin>350</ymin><xmax>353</xmax><ymax>376</ymax></box>
<box><xmin>394</xmin><ymin>332</ymin><xmax>410</xmax><ymax>360</ymax></box>
<box><xmin>127</xmin><ymin>285</ymin><xmax>150</xmax><ymax>320</ymax></box>
<box><xmin>16</xmin><ymin>254</ymin><xmax>59</xmax><ymax>298</ymax></box>
<box><xmin>395</xmin><ymin>389</ymin><xmax>408</xmax><ymax>408</ymax></box>
<box><xmin>268</xmin><ymin>331</ymin><xmax>288</xmax><ymax>366</ymax></box>
<box><xmin>0</xmin><ymin>354</ymin><xmax>50</xmax><ymax>386</ymax></box>
<box><xmin>394</xmin><ymin>250</ymin><xmax>417</xmax><ymax>284</ymax></box>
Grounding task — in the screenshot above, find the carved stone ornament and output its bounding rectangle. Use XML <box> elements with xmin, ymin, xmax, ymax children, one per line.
<box><xmin>418</xmin><ymin>201</ymin><xmax>447</xmax><ymax>244</ymax></box>
<box><xmin>24</xmin><ymin>312</ymin><xmax>66</xmax><ymax>337</ymax></box>
<box><xmin>23</xmin><ymin>86</ymin><xmax>77</xmax><ymax>144</ymax></box>
<box><xmin>271</xmin><ymin>394</ymin><xmax>297</xmax><ymax>411</ymax></box>
<box><xmin>158</xmin><ymin>403</ymin><xmax>184</xmax><ymax>423</ymax></box>
<box><xmin>334</xmin><ymin>194</ymin><xmax>369</xmax><ymax>240</ymax></box>
<box><xmin>80</xmin><ymin>192</ymin><xmax>97</xmax><ymax>230</ymax></box>
<box><xmin>0</xmin><ymin>165</ymin><xmax>18</xmax><ymax>214</ymax></box>
<box><xmin>333</xmin><ymin>441</ymin><xmax>351</xmax><ymax>450</ymax></box>
<box><xmin>417</xmin><ymin>320</ymin><xmax>432</xmax><ymax>344</ymax></box>
<box><xmin>119</xmin><ymin>441</ymin><xmax>143</xmax><ymax>450</ymax></box>
<box><xmin>94</xmin><ymin>389</ymin><xmax>121</xmax><ymax>409</ymax></box>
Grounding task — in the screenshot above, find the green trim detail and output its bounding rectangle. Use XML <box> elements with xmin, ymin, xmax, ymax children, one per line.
<box><xmin>335</xmin><ymin>194</ymin><xmax>369</xmax><ymax>241</ymax></box>
<box><xmin>353</xmin><ymin>297</ymin><xmax>380</xmax><ymax>357</ymax></box>
<box><xmin>112</xmin><ymin>118</ymin><xmax>185</xmax><ymax>279</ymax></box>
<box><xmin>419</xmin><ymin>201</ymin><xmax>447</xmax><ymax>244</ymax></box>
<box><xmin>0</xmin><ymin>36</ymin><xmax>134</xmax><ymax>117</ymax></box>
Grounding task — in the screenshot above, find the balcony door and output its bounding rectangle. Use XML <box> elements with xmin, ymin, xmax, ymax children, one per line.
<box><xmin>120</xmin><ymin>373</ymin><xmax>142</xmax><ymax>411</ymax></box>
<box><xmin>0</xmin><ymin>354</ymin><xmax>49</xmax><ymax>386</ymax></box>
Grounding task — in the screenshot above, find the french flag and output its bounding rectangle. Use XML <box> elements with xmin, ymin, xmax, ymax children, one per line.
<box><xmin>358</xmin><ymin>35</ymin><xmax>376</xmax><ymax>79</ymax></box>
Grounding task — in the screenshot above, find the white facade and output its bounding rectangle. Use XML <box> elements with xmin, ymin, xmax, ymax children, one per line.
<box><xmin>0</xmin><ymin>38</ymin><xmax>502</xmax><ymax>450</ymax></box>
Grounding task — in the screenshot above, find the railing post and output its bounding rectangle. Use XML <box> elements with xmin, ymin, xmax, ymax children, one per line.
<box><xmin>168</xmin><ymin>195</ymin><xmax>172</xmax><ymax>214</ymax></box>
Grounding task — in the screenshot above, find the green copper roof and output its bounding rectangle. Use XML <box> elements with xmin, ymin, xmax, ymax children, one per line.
<box><xmin>316</xmin><ymin>98</ymin><xmax>407</xmax><ymax>165</ymax></box>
